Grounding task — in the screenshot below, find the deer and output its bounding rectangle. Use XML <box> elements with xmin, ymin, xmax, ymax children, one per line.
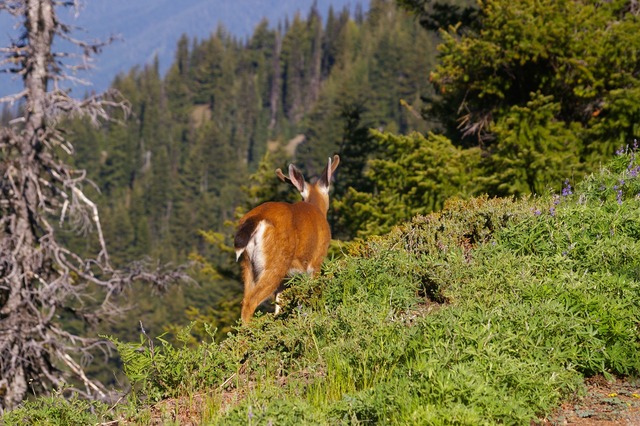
<box><xmin>234</xmin><ymin>155</ymin><xmax>340</xmax><ymax>323</ymax></box>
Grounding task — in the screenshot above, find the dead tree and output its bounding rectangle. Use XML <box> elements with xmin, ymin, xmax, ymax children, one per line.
<box><xmin>0</xmin><ymin>0</ymin><xmax>186</xmax><ymax>410</ymax></box>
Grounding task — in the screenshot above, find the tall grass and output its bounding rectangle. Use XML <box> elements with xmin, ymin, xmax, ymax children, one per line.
<box><xmin>4</xmin><ymin>151</ymin><xmax>638</xmax><ymax>425</ymax></box>
<box><xmin>130</xmin><ymin>152</ymin><xmax>640</xmax><ymax>424</ymax></box>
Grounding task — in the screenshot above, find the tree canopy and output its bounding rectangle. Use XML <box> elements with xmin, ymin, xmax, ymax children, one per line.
<box><xmin>426</xmin><ymin>0</ymin><xmax>640</xmax><ymax>193</ymax></box>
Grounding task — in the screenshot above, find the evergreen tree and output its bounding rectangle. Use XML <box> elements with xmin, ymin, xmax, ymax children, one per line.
<box><xmin>334</xmin><ymin>131</ymin><xmax>481</xmax><ymax>238</ymax></box>
<box><xmin>280</xmin><ymin>13</ymin><xmax>309</xmax><ymax>123</ymax></box>
<box><xmin>397</xmin><ymin>0</ymin><xmax>478</xmax><ymax>32</ymax></box>
<box><xmin>427</xmin><ymin>0</ymin><xmax>640</xmax><ymax>193</ymax></box>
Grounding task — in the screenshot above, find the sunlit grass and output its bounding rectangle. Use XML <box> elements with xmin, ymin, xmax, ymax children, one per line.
<box><xmin>4</xmin><ymin>152</ymin><xmax>638</xmax><ymax>425</ymax></box>
<box><xmin>133</xmin><ymin>153</ymin><xmax>640</xmax><ymax>424</ymax></box>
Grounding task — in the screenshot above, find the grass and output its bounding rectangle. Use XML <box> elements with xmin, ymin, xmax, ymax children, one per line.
<box><xmin>0</xmin><ymin>393</ymin><xmax>116</xmax><ymax>425</ymax></box>
<box><xmin>3</xmin><ymin>150</ymin><xmax>639</xmax><ymax>424</ymax></box>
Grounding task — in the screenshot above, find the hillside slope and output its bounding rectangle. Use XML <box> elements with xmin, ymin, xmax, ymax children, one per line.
<box><xmin>3</xmin><ymin>148</ymin><xmax>639</xmax><ymax>424</ymax></box>
<box><xmin>109</xmin><ymin>148</ymin><xmax>639</xmax><ymax>424</ymax></box>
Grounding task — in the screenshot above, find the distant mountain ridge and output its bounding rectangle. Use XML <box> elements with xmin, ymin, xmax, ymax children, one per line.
<box><xmin>0</xmin><ymin>0</ymin><xmax>365</xmax><ymax>98</ymax></box>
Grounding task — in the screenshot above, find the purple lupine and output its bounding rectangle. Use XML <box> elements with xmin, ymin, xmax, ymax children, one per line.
<box><xmin>613</xmin><ymin>183</ymin><xmax>623</xmax><ymax>205</ymax></box>
<box><xmin>562</xmin><ymin>179</ymin><xmax>573</xmax><ymax>197</ymax></box>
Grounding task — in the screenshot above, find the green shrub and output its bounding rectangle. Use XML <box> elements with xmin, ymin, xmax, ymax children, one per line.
<box><xmin>108</xmin><ymin>322</ymin><xmax>236</xmax><ymax>403</ymax></box>
<box><xmin>113</xmin><ymin>152</ymin><xmax>640</xmax><ymax>424</ymax></box>
<box><xmin>1</xmin><ymin>394</ymin><xmax>113</xmax><ymax>426</ymax></box>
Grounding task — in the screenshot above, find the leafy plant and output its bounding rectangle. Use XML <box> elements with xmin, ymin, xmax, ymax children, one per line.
<box><xmin>0</xmin><ymin>393</ymin><xmax>113</xmax><ymax>426</ymax></box>
<box><xmin>111</xmin><ymin>152</ymin><xmax>639</xmax><ymax>425</ymax></box>
<box><xmin>108</xmin><ymin>322</ymin><xmax>236</xmax><ymax>403</ymax></box>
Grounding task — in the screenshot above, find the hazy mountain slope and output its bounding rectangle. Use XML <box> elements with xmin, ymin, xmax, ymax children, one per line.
<box><xmin>0</xmin><ymin>0</ymin><xmax>366</xmax><ymax>97</ymax></box>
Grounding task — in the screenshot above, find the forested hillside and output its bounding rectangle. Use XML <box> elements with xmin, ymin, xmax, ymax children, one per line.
<box><xmin>62</xmin><ymin>0</ymin><xmax>438</xmax><ymax>342</ymax></box>
<box><xmin>59</xmin><ymin>0</ymin><xmax>640</xmax><ymax>345</ymax></box>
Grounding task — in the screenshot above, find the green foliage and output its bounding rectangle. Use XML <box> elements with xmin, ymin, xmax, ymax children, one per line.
<box><xmin>397</xmin><ymin>0</ymin><xmax>479</xmax><ymax>32</ymax></box>
<box><xmin>108</xmin><ymin>323</ymin><xmax>236</xmax><ymax>403</ymax></box>
<box><xmin>480</xmin><ymin>92</ymin><xmax>582</xmax><ymax>195</ymax></box>
<box><xmin>336</xmin><ymin>0</ymin><xmax>640</xmax><ymax>236</ymax></box>
<box><xmin>428</xmin><ymin>0</ymin><xmax>640</xmax><ymax>192</ymax></box>
<box><xmin>299</xmin><ymin>0</ymin><xmax>435</xmax><ymax>173</ymax></box>
<box><xmin>334</xmin><ymin>130</ymin><xmax>481</xmax><ymax>237</ymax></box>
<box><xmin>1</xmin><ymin>393</ymin><xmax>114</xmax><ymax>426</ymax></box>
<box><xmin>111</xmin><ymin>153</ymin><xmax>639</xmax><ymax>425</ymax></box>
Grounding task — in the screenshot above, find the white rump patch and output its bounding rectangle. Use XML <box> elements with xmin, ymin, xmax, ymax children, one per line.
<box><xmin>245</xmin><ymin>220</ymin><xmax>268</xmax><ymax>274</ymax></box>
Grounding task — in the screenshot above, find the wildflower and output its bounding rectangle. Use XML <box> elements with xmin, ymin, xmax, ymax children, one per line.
<box><xmin>614</xmin><ymin>181</ymin><xmax>624</xmax><ymax>205</ymax></box>
<box><xmin>550</xmin><ymin>206</ymin><xmax>556</xmax><ymax>217</ymax></box>
<box><xmin>616</xmin><ymin>145</ymin><xmax>626</xmax><ymax>156</ymax></box>
<box><xmin>534</xmin><ymin>209</ymin><xmax>541</xmax><ymax>216</ymax></box>
<box><xmin>562</xmin><ymin>179</ymin><xmax>572</xmax><ymax>196</ymax></box>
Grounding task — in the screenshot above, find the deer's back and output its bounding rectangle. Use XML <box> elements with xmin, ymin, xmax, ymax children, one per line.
<box><xmin>236</xmin><ymin>201</ymin><xmax>330</xmax><ymax>270</ymax></box>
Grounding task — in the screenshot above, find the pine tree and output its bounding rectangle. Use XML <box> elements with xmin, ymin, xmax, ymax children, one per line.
<box><xmin>334</xmin><ymin>131</ymin><xmax>481</xmax><ymax>238</ymax></box>
<box><xmin>427</xmin><ymin>0</ymin><xmax>640</xmax><ymax>192</ymax></box>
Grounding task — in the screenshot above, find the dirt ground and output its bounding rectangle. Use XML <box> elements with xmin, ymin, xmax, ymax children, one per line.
<box><xmin>542</xmin><ymin>376</ymin><xmax>640</xmax><ymax>425</ymax></box>
<box><xmin>144</xmin><ymin>375</ymin><xmax>640</xmax><ymax>425</ymax></box>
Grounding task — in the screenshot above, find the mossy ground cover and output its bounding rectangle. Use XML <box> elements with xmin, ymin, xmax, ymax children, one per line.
<box><xmin>3</xmin><ymin>151</ymin><xmax>639</xmax><ymax>425</ymax></box>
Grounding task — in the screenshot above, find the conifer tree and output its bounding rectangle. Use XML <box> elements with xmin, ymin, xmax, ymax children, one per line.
<box><xmin>425</xmin><ymin>0</ymin><xmax>640</xmax><ymax>192</ymax></box>
<box><xmin>334</xmin><ymin>131</ymin><xmax>481</xmax><ymax>238</ymax></box>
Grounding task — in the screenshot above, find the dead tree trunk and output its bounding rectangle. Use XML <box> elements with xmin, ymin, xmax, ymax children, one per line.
<box><xmin>0</xmin><ymin>0</ymin><xmax>187</xmax><ymax>410</ymax></box>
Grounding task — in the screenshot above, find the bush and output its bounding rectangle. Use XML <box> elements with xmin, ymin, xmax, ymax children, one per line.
<box><xmin>1</xmin><ymin>394</ymin><xmax>113</xmax><ymax>426</ymax></box>
<box><xmin>114</xmin><ymin>152</ymin><xmax>640</xmax><ymax>424</ymax></box>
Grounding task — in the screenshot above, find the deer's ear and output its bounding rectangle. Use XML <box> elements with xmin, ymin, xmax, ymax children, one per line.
<box><xmin>331</xmin><ymin>155</ymin><xmax>340</xmax><ymax>173</ymax></box>
<box><xmin>319</xmin><ymin>155</ymin><xmax>340</xmax><ymax>188</ymax></box>
<box><xmin>288</xmin><ymin>164</ymin><xmax>306</xmax><ymax>194</ymax></box>
<box><xmin>275</xmin><ymin>168</ymin><xmax>291</xmax><ymax>184</ymax></box>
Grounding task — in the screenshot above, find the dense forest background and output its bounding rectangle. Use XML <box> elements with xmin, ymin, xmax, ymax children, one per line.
<box><xmin>54</xmin><ymin>0</ymin><xmax>439</xmax><ymax>349</ymax></box>
<box><xmin>7</xmin><ymin>0</ymin><xmax>636</xmax><ymax>386</ymax></box>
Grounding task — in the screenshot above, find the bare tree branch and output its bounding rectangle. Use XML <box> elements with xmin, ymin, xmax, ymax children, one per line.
<box><xmin>0</xmin><ymin>0</ymin><xmax>189</xmax><ymax>411</ymax></box>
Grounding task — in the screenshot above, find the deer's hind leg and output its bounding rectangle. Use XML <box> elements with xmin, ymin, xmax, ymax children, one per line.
<box><xmin>239</xmin><ymin>254</ymin><xmax>256</xmax><ymax>294</ymax></box>
<box><xmin>241</xmin><ymin>264</ymin><xmax>288</xmax><ymax>323</ymax></box>
<box><xmin>241</xmin><ymin>224</ymin><xmax>294</xmax><ymax>322</ymax></box>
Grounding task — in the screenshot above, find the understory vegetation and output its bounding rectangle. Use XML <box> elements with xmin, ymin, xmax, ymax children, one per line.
<box><xmin>5</xmin><ymin>150</ymin><xmax>638</xmax><ymax>425</ymax></box>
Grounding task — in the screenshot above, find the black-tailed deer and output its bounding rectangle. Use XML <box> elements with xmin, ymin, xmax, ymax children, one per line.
<box><xmin>234</xmin><ymin>155</ymin><xmax>339</xmax><ymax>323</ymax></box>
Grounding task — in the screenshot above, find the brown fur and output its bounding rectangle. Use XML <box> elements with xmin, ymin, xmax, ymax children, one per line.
<box><xmin>235</xmin><ymin>156</ymin><xmax>339</xmax><ymax>323</ymax></box>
